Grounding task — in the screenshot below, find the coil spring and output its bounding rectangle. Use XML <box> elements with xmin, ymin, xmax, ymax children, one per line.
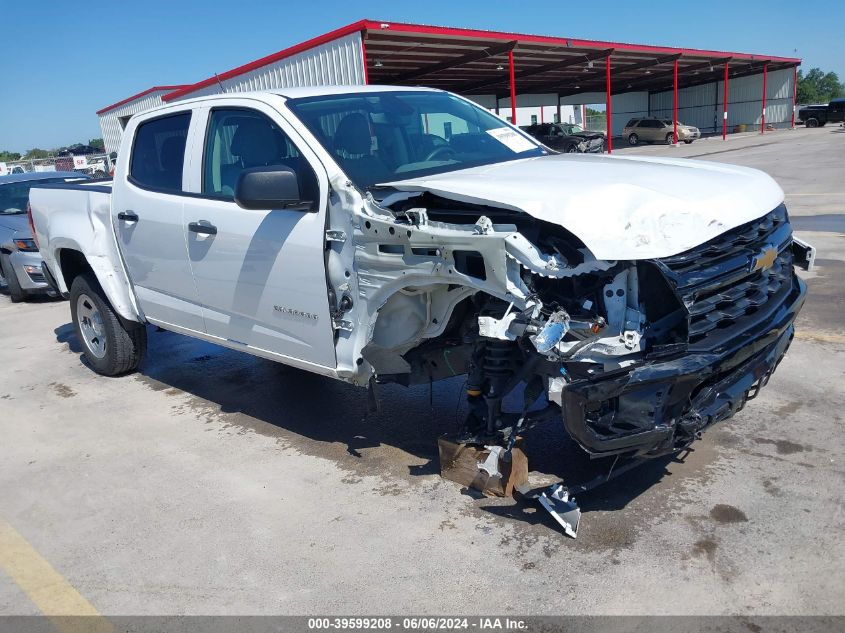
<box><xmin>483</xmin><ymin>340</ymin><xmax>517</xmax><ymax>380</ymax></box>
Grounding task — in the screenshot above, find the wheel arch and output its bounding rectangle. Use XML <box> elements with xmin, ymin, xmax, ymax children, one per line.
<box><xmin>56</xmin><ymin>247</ymin><xmax>144</xmax><ymax>324</ymax></box>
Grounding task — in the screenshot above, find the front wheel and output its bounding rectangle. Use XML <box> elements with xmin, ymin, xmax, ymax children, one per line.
<box><xmin>684</xmin><ymin>140</ymin><xmax>693</xmax><ymax>144</ymax></box>
<box><xmin>627</xmin><ymin>133</ymin><xmax>639</xmax><ymax>146</ymax></box>
<box><xmin>70</xmin><ymin>273</ymin><xmax>146</xmax><ymax>376</ymax></box>
<box><xmin>0</xmin><ymin>252</ymin><xmax>26</xmax><ymax>302</ymax></box>
<box><xmin>666</xmin><ymin>133</ymin><xmax>675</xmax><ymax>145</ymax></box>
<box><xmin>565</xmin><ymin>145</ymin><xmax>579</xmax><ymax>154</ymax></box>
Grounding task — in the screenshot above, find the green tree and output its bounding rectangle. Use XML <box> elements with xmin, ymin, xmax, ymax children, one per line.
<box><xmin>23</xmin><ymin>148</ymin><xmax>50</xmax><ymax>159</ymax></box>
<box><xmin>0</xmin><ymin>150</ymin><xmax>22</xmax><ymax>161</ymax></box>
<box><xmin>797</xmin><ymin>68</ymin><xmax>844</xmax><ymax>104</ymax></box>
<box><xmin>89</xmin><ymin>138</ymin><xmax>105</xmax><ymax>151</ymax></box>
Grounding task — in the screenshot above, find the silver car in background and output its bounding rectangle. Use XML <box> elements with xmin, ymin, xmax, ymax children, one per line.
<box><xmin>0</xmin><ymin>172</ymin><xmax>90</xmax><ymax>302</ymax></box>
<box><xmin>624</xmin><ymin>117</ymin><xmax>701</xmax><ymax>145</ymax></box>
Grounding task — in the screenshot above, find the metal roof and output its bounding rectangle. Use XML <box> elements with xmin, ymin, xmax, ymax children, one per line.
<box><xmin>96</xmin><ymin>85</ymin><xmax>188</xmax><ymax>115</ymax></box>
<box><xmin>160</xmin><ymin>19</ymin><xmax>801</xmax><ymax>103</ymax></box>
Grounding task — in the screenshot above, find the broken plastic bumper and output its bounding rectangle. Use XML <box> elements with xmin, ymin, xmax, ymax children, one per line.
<box><xmin>561</xmin><ymin>274</ymin><xmax>806</xmax><ymax>457</ymax></box>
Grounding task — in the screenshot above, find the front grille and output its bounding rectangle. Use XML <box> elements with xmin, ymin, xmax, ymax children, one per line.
<box><xmin>27</xmin><ymin>272</ymin><xmax>46</xmax><ymax>283</ymax></box>
<box><xmin>658</xmin><ymin>205</ymin><xmax>794</xmax><ymax>349</ymax></box>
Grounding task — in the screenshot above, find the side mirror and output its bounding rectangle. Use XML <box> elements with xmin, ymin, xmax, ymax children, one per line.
<box><xmin>234</xmin><ymin>166</ymin><xmax>312</xmax><ymax>211</ymax></box>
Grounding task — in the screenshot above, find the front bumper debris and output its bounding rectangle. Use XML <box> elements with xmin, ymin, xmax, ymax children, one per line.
<box><xmin>561</xmin><ymin>275</ymin><xmax>805</xmax><ymax>456</ymax></box>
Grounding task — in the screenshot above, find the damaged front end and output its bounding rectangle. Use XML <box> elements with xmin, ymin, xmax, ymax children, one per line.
<box><xmin>325</xmin><ymin>182</ymin><xmax>807</xmax><ymax>460</ymax></box>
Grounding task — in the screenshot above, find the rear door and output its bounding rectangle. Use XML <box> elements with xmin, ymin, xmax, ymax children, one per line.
<box><xmin>112</xmin><ymin>110</ymin><xmax>205</xmax><ymax>332</ymax></box>
<box><xmin>181</xmin><ymin>100</ymin><xmax>336</xmax><ymax>368</ymax></box>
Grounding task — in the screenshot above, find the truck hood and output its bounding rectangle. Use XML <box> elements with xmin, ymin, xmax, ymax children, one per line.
<box><xmin>382</xmin><ymin>153</ymin><xmax>784</xmax><ymax>260</ymax></box>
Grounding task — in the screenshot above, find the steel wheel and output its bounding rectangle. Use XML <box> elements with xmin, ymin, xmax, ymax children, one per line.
<box><xmin>76</xmin><ymin>293</ymin><xmax>107</xmax><ymax>359</ymax></box>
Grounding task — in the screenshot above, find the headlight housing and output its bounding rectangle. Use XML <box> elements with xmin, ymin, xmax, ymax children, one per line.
<box><xmin>14</xmin><ymin>238</ymin><xmax>38</xmax><ymax>252</ymax></box>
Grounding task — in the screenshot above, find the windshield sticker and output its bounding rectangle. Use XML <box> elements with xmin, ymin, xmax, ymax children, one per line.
<box><xmin>486</xmin><ymin>127</ymin><xmax>537</xmax><ymax>153</ymax></box>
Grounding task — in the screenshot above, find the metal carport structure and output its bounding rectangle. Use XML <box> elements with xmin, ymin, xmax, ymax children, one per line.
<box><xmin>103</xmin><ymin>19</ymin><xmax>801</xmax><ymax>154</ymax></box>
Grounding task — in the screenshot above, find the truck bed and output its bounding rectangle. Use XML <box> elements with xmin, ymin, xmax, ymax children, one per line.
<box><xmin>29</xmin><ymin>179</ymin><xmax>141</xmax><ymax>322</ymax></box>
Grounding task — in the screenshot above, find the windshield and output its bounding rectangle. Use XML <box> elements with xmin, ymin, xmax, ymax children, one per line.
<box><xmin>286</xmin><ymin>91</ymin><xmax>546</xmax><ymax>189</ymax></box>
<box><xmin>560</xmin><ymin>123</ymin><xmax>585</xmax><ymax>134</ymax></box>
<box><xmin>0</xmin><ymin>177</ymin><xmax>83</xmax><ymax>214</ymax></box>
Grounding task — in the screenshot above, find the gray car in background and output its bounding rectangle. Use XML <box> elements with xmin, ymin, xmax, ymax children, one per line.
<box><xmin>0</xmin><ymin>172</ymin><xmax>90</xmax><ymax>302</ymax></box>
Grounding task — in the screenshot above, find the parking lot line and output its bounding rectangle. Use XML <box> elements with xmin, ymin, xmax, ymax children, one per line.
<box><xmin>0</xmin><ymin>518</ymin><xmax>113</xmax><ymax>632</ymax></box>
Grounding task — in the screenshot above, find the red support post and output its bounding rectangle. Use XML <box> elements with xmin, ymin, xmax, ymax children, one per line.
<box><xmin>605</xmin><ymin>55</ymin><xmax>612</xmax><ymax>153</ymax></box>
<box><xmin>791</xmin><ymin>66</ymin><xmax>798</xmax><ymax>129</ymax></box>
<box><xmin>672</xmin><ymin>58</ymin><xmax>679</xmax><ymax>144</ymax></box>
<box><xmin>722</xmin><ymin>62</ymin><xmax>729</xmax><ymax>140</ymax></box>
<box><xmin>508</xmin><ymin>50</ymin><xmax>517</xmax><ymax>125</ymax></box>
<box><xmin>761</xmin><ymin>62</ymin><xmax>768</xmax><ymax>134</ymax></box>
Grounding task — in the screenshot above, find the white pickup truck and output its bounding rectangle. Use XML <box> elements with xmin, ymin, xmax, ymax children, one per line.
<box><xmin>29</xmin><ymin>85</ymin><xmax>813</xmax><ymax>462</ymax></box>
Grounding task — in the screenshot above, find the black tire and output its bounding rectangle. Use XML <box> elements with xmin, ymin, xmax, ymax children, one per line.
<box><xmin>69</xmin><ymin>273</ymin><xmax>146</xmax><ymax>376</ymax></box>
<box><xmin>0</xmin><ymin>252</ymin><xmax>26</xmax><ymax>302</ymax></box>
<box><xmin>684</xmin><ymin>140</ymin><xmax>693</xmax><ymax>144</ymax></box>
<box><xmin>565</xmin><ymin>145</ymin><xmax>579</xmax><ymax>154</ymax></box>
<box><xmin>666</xmin><ymin>133</ymin><xmax>675</xmax><ymax>145</ymax></box>
<box><xmin>818</xmin><ymin>121</ymin><xmax>826</xmax><ymax>127</ymax></box>
<box><xmin>806</xmin><ymin>118</ymin><xmax>819</xmax><ymax>128</ymax></box>
<box><xmin>628</xmin><ymin>133</ymin><xmax>639</xmax><ymax>146</ymax></box>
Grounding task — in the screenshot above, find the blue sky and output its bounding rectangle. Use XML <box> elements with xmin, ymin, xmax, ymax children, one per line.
<box><xmin>1</xmin><ymin>0</ymin><xmax>842</xmax><ymax>152</ymax></box>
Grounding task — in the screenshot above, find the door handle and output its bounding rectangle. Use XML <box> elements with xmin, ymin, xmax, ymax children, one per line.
<box><xmin>188</xmin><ymin>221</ymin><xmax>217</xmax><ymax>236</ymax></box>
<box><xmin>117</xmin><ymin>210</ymin><xmax>138</xmax><ymax>221</ymax></box>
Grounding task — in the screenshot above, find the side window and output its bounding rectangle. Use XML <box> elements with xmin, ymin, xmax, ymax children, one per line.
<box><xmin>202</xmin><ymin>108</ymin><xmax>318</xmax><ymax>205</ymax></box>
<box><xmin>129</xmin><ymin>113</ymin><xmax>190</xmax><ymax>192</ymax></box>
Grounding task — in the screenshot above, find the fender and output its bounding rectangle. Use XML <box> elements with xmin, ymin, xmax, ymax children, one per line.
<box><xmin>30</xmin><ymin>183</ymin><xmax>144</xmax><ymax>324</ymax></box>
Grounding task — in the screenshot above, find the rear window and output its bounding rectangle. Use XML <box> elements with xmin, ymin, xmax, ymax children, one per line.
<box><xmin>129</xmin><ymin>113</ymin><xmax>191</xmax><ymax>192</ymax></box>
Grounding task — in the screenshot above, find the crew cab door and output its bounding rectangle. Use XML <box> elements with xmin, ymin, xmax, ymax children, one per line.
<box><xmin>112</xmin><ymin>110</ymin><xmax>205</xmax><ymax>332</ymax></box>
<box><xmin>181</xmin><ymin>102</ymin><xmax>336</xmax><ymax>369</ymax></box>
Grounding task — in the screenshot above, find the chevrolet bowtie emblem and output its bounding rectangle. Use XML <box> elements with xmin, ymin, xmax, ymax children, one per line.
<box><xmin>750</xmin><ymin>245</ymin><xmax>777</xmax><ymax>272</ymax></box>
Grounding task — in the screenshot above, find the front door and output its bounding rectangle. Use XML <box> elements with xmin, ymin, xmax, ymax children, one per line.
<box><xmin>181</xmin><ymin>104</ymin><xmax>336</xmax><ymax>368</ymax></box>
<box><xmin>112</xmin><ymin>111</ymin><xmax>205</xmax><ymax>332</ymax></box>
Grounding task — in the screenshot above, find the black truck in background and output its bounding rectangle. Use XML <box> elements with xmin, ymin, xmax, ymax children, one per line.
<box><xmin>799</xmin><ymin>98</ymin><xmax>845</xmax><ymax>127</ymax></box>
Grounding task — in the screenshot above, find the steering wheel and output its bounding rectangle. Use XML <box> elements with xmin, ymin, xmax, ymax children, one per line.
<box><xmin>423</xmin><ymin>146</ymin><xmax>457</xmax><ymax>162</ymax></box>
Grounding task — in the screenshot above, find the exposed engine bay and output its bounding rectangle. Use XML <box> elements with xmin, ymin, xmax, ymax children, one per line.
<box><xmin>325</xmin><ymin>177</ymin><xmax>809</xmax><ymax>464</ymax></box>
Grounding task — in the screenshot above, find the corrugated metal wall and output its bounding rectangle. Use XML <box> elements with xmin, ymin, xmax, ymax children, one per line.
<box><xmin>172</xmin><ymin>32</ymin><xmax>365</xmax><ymax>100</ymax></box>
<box><xmin>560</xmin><ymin>92</ymin><xmax>649</xmax><ymax>136</ymax></box>
<box><xmin>650</xmin><ymin>67</ymin><xmax>794</xmax><ymax>132</ymax></box>
<box><xmin>98</xmin><ymin>32</ymin><xmax>365</xmax><ymax>154</ymax></box>
<box><xmin>98</xmin><ymin>89</ymin><xmax>176</xmax><ymax>154</ymax></box>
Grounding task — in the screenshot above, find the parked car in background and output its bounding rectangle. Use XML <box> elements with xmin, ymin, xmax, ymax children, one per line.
<box><xmin>0</xmin><ymin>172</ymin><xmax>90</xmax><ymax>302</ymax></box>
<box><xmin>55</xmin><ymin>144</ymin><xmax>101</xmax><ymax>156</ymax></box>
<box><xmin>799</xmin><ymin>98</ymin><xmax>845</xmax><ymax>127</ymax></box>
<box><xmin>521</xmin><ymin>122</ymin><xmax>606</xmax><ymax>153</ymax></box>
<box><xmin>624</xmin><ymin>118</ymin><xmax>700</xmax><ymax>145</ymax></box>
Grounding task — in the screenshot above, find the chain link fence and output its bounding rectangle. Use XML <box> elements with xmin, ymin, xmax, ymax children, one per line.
<box><xmin>0</xmin><ymin>153</ymin><xmax>116</xmax><ymax>178</ymax></box>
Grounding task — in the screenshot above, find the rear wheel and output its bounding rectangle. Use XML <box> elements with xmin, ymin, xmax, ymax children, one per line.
<box><xmin>684</xmin><ymin>140</ymin><xmax>693</xmax><ymax>144</ymax></box>
<box><xmin>0</xmin><ymin>253</ymin><xmax>26</xmax><ymax>302</ymax></box>
<box><xmin>70</xmin><ymin>274</ymin><xmax>146</xmax><ymax>376</ymax></box>
<box><xmin>806</xmin><ymin>118</ymin><xmax>819</xmax><ymax>128</ymax></box>
<box><xmin>627</xmin><ymin>133</ymin><xmax>639</xmax><ymax>146</ymax></box>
